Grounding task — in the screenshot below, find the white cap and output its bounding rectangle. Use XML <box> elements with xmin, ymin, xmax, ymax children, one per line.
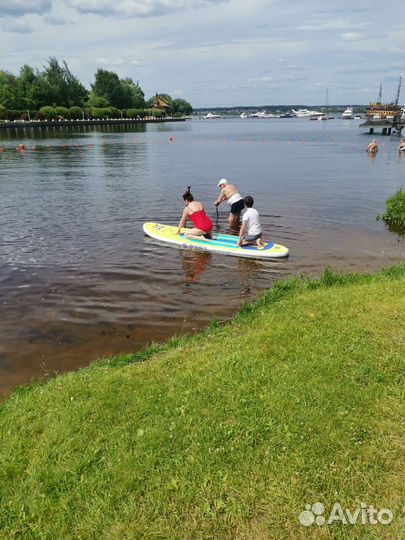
<box><xmin>217</xmin><ymin>178</ymin><xmax>228</xmax><ymax>187</ymax></box>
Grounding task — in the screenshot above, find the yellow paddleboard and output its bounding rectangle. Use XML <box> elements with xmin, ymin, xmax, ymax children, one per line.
<box><xmin>143</xmin><ymin>222</ymin><xmax>289</xmax><ymax>259</ymax></box>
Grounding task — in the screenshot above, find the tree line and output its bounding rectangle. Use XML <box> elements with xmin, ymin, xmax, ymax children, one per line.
<box><xmin>0</xmin><ymin>57</ymin><xmax>193</xmax><ymax>121</ymax></box>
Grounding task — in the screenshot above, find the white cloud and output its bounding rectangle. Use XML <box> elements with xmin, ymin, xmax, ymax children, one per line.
<box><xmin>169</xmin><ymin>89</ymin><xmax>184</xmax><ymax>96</ymax></box>
<box><xmin>1</xmin><ymin>18</ymin><xmax>34</xmax><ymax>33</ymax></box>
<box><xmin>0</xmin><ymin>0</ymin><xmax>51</xmax><ymax>16</ymax></box>
<box><xmin>248</xmin><ymin>76</ymin><xmax>275</xmax><ymax>83</ymax></box>
<box><xmin>389</xmin><ymin>46</ymin><xmax>404</xmax><ymax>53</ymax></box>
<box><xmin>96</xmin><ymin>56</ymin><xmax>148</xmax><ymax>67</ymax></box>
<box><xmin>66</xmin><ymin>0</ymin><xmax>227</xmax><ymax>17</ymax></box>
<box><xmin>341</xmin><ymin>32</ymin><xmax>363</xmax><ymax>41</ymax></box>
<box><xmin>298</xmin><ymin>16</ymin><xmax>370</xmax><ymax>31</ymax></box>
<box><xmin>0</xmin><ymin>0</ymin><xmax>403</xmax><ymax>106</ymax></box>
<box><xmin>44</xmin><ymin>14</ymin><xmax>72</xmax><ymax>25</ymax></box>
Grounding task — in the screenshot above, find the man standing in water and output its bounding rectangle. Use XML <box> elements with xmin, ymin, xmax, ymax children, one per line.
<box><xmin>367</xmin><ymin>139</ymin><xmax>378</xmax><ymax>154</ymax></box>
<box><xmin>215</xmin><ymin>178</ymin><xmax>244</xmax><ymax>226</ymax></box>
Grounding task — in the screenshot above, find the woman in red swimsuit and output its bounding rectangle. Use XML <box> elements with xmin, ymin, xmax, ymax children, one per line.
<box><xmin>175</xmin><ymin>189</ymin><xmax>214</xmax><ymax>241</ymax></box>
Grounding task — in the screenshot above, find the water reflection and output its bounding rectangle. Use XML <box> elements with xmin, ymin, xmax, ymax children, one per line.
<box><xmin>236</xmin><ymin>258</ymin><xmax>265</xmax><ymax>296</ymax></box>
<box><xmin>0</xmin><ymin>123</ymin><xmax>147</xmax><ymax>142</ymax></box>
<box><xmin>180</xmin><ymin>250</ymin><xmax>212</xmax><ymax>287</ymax></box>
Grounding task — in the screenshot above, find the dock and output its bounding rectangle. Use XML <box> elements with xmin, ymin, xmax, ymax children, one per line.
<box><xmin>359</xmin><ymin>117</ymin><xmax>404</xmax><ymax>135</ymax></box>
<box><xmin>0</xmin><ymin>117</ymin><xmax>186</xmax><ymax>131</ymax></box>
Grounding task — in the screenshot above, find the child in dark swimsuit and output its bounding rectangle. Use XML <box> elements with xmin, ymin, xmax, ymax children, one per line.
<box><xmin>175</xmin><ymin>189</ymin><xmax>214</xmax><ymax>241</ymax></box>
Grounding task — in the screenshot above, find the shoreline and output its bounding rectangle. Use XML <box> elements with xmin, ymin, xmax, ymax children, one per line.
<box><xmin>0</xmin><ymin>265</ymin><xmax>404</xmax><ymax>538</ymax></box>
<box><xmin>3</xmin><ymin>263</ymin><xmax>402</xmax><ymax>399</ymax></box>
<box><xmin>0</xmin><ymin>228</ymin><xmax>404</xmax><ymax>400</ymax></box>
<box><xmin>0</xmin><ymin>117</ymin><xmax>186</xmax><ymax>131</ymax></box>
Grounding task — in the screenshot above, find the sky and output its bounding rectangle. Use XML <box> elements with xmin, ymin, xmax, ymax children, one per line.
<box><xmin>0</xmin><ymin>0</ymin><xmax>403</xmax><ymax>107</ymax></box>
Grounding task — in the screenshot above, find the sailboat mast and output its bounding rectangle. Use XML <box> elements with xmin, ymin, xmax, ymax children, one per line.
<box><xmin>394</xmin><ymin>76</ymin><xmax>402</xmax><ymax>105</ymax></box>
<box><xmin>378</xmin><ymin>82</ymin><xmax>382</xmax><ymax>103</ymax></box>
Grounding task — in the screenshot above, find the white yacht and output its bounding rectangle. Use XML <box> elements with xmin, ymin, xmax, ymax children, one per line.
<box><xmin>292</xmin><ymin>108</ymin><xmax>323</xmax><ymax>118</ymax></box>
<box><xmin>240</xmin><ymin>112</ymin><xmax>247</xmax><ymax>119</ymax></box>
<box><xmin>250</xmin><ymin>111</ymin><xmax>267</xmax><ymax>118</ymax></box>
<box><xmin>342</xmin><ymin>107</ymin><xmax>354</xmax><ymax>119</ymax></box>
<box><xmin>203</xmin><ymin>112</ymin><xmax>221</xmax><ymax>119</ymax></box>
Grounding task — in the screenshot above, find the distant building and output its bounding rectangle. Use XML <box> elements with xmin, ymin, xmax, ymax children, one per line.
<box><xmin>152</xmin><ymin>94</ymin><xmax>172</xmax><ymax>112</ymax></box>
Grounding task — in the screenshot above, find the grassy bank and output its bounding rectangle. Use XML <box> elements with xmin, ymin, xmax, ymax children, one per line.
<box><xmin>0</xmin><ymin>266</ymin><xmax>404</xmax><ymax>540</ymax></box>
<box><xmin>377</xmin><ymin>189</ymin><xmax>405</xmax><ymax>235</ymax></box>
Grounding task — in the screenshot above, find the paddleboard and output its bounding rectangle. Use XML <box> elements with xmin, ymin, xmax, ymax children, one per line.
<box><xmin>143</xmin><ymin>222</ymin><xmax>289</xmax><ymax>259</ymax></box>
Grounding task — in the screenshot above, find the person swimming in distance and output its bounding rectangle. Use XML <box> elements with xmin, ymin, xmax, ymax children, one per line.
<box><xmin>214</xmin><ymin>178</ymin><xmax>244</xmax><ymax>227</ymax></box>
<box><xmin>175</xmin><ymin>188</ymin><xmax>214</xmax><ymax>241</ymax></box>
<box><xmin>367</xmin><ymin>139</ymin><xmax>378</xmax><ymax>153</ymax></box>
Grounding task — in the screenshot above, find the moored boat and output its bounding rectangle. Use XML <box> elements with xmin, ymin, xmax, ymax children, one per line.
<box><xmin>366</xmin><ymin>79</ymin><xmax>402</xmax><ymax>120</ymax></box>
<box><xmin>292</xmin><ymin>108</ymin><xmax>323</xmax><ymax>118</ymax></box>
<box><xmin>342</xmin><ymin>107</ymin><xmax>354</xmax><ymax>119</ymax></box>
<box><xmin>203</xmin><ymin>112</ymin><xmax>222</xmax><ymax>119</ymax></box>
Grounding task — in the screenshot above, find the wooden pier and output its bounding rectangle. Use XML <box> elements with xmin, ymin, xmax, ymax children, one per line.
<box><xmin>359</xmin><ymin>118</ymin><xmax>404</xmax><ymax>136</ymax></box>
<box><xmin>0</xmin><ymin>117</ymin><xmax>185</xmax><ymax>131</ymax></box>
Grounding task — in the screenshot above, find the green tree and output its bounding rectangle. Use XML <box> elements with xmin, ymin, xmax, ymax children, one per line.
<box><xmin>86</xmin><ymin>93</ymin><xmax>110</xmax><ymax>108</ymax></box>
<box><xmin>0</xmin><ymin>70</ymin><xmax>19</xmax><ymax>109</ymax></box>
<box><xmin>126</xmin><ymin>108</ymin><xmax>139</xmax><ymax>118</ymax></box>
<box><xmin>69</xmin><ymin>106</ymin><xmax>83</xmax><ymax>119</ymax></box>
<box><xmin>16</xmin><ymin>65</ymin><xmax>38</xmax><ymax>110</ymax></box>
<box><xmin>91</xmin><ymin>69</ymin><xmax>124</xmax><ymax>108</ymax></box>
<box><xmin>39</xmin><ymin>106</ymin><xmax>56</xmax><ymax>120</ymax></box>
<box><xmin>121</xmin><ymin>78</ymin><xmax>145</xmax><ymax>108</ymax></box>
<box><xmin>42</xmin><ymin>57</ymin><xmax>87</xmax><ymax>107</ymax></box>
<box><xmin>55</xmin><ymin>106</ymin><xmax>70</xmax><ymax>119</ymax></box>
<box><xmin>92</xmin><ymin>69</ymin><xmax>145</xmax><ymax>109</ymax></box>
<box><xmin>172</xmin><ymin>98</ymin><xmax>192</xmax><ymax>115</ymax></box>
<box><xmin>109</xmin><ymin>107</ymin><xmax>121</xmax><ymax>118</ymax></box>
<box><xmin>152</xmin><ymin>108</ymin><xmax>165</xmax><ymax>118</ymax></box>
<box><xmin>29</xmin><ymin>73</ymin><xmax>53</xmax><ymax>109</ymax></box>
<box><xmin>91</xmin><ymin>107</ymin><xmax>112</xmax><ymax>119</ymax></box>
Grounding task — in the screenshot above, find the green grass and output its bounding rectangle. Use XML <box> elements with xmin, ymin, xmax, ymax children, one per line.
<box><xmin>377</xmin><ymin>189</ymin><xmax>405</xmax><ymax>234</ymax></box>
<box><xmin>0</xmin><ymin>265</ymin><xmax>404</xmax><ymax>540</ymax></box>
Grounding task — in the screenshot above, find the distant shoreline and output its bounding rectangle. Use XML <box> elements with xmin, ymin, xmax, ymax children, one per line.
<box><xmin>0</xmin><ymin>117</ymin><xmax>186</xmax><ymax>131</ymax></box>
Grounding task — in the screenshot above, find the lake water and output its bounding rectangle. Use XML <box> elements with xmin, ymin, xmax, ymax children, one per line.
<box><xmin>1</xmin><ymin>119</ymin><xmax>404</xmax><ymax>396</ymax></box>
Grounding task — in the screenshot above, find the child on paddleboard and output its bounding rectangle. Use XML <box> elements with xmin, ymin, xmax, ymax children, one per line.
<box><xmin>238</xmin><ymin>196</ymin><xmax>266</xmax><ymax>249</ymax></box>
<box><xmin>175</xmin><ymin>188</ymin><xmax>214</xmax><ymax>241</ymax></box>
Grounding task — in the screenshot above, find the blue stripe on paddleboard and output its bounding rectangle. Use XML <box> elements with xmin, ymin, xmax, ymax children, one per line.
<box><xmin>180</xmin><ymin>235</ymin><xmax>274</xmax><ymax>251</ymax></box>
<box><xmin>212</xmin><ymin>235</ymin><xmax>275</xmax><ymax>250</ymax></box>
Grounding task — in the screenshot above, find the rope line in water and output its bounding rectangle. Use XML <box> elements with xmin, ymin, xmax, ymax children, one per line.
<box><xmin>0</xmin><ymin>139</ymin><xmax>385</xmax><ymax>153</ymax></box>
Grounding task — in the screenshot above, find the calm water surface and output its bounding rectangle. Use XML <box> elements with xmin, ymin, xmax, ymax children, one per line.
<box><xmin>1</xmin><ymin>119</ymin><xmax>404</xmax><ymax>395</ymax></box>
